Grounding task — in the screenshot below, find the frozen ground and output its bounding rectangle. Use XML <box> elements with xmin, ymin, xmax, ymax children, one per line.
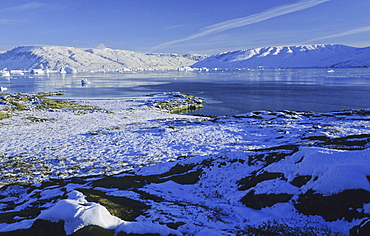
<box><xmin>0</xmin><ymin>92</ymin><xmax>370</xmax><ymax>235</ymax></box>
<box><xmin>0</xmin><ymin>92</ymin><xmax>206</xmax><ymax>185</ymax></box>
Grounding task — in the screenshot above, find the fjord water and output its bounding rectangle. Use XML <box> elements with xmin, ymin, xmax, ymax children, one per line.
<box><xmin>1</xmin><ymin>68</ymin><xmax>370</xmax><ymax>116</ymax></box>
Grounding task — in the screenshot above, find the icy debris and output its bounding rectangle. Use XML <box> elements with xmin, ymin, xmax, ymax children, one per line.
<box><xmin>0</xmin><ymin>69</ymin><xmax>10</xmax><ymax>77</ymax></box>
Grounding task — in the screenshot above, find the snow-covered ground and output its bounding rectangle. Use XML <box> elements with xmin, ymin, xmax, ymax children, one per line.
<box><xmin>1</xmin><ymin>92</ymin><xmax>370</xmax><ymax>235</ymax></box>
<box><xmin>0</xmin><ymin>92</ymin><xmax>204</xmax><ymax>185</ymax></box>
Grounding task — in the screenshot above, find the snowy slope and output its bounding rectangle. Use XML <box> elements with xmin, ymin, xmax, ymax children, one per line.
<box><xmin>192</xmin><ymin>44</ymin><xmax>370</xmax><ymax>68</ymax></box>
<box><xmin>0</xmin><ymin>45</ymin><xmax>206</xmax><ymax>72</ymax></box>
<box><xmin>1</xmin><ymin>96</ymin><xmax>370</xmax><ymax>234</ymax></box>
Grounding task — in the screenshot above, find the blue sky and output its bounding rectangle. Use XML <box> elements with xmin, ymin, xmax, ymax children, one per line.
<box><xmin>1</xmin><ymin>0</ymin><xmax>369</xmax><ymax>54</ymax></box>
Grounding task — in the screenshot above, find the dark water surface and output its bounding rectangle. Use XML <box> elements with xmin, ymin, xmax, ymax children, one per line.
<box><xmin>1</xmin><ymin>68</ymin><xmax>370</xmax><ymax>116</ymax></box>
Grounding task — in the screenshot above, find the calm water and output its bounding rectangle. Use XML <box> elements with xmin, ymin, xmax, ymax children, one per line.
<box><xmin>1</xmin><ymin>68</ymin><xmax>370</xmax><ymax>116</ymax></box>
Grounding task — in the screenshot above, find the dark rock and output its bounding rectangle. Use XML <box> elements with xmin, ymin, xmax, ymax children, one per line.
<box><xmin>92</xmin><ymin>163</ymin><xmax>200</xmax><ymax>190</ymax></box>
<box><xmin>295</xmin><ymin>189</ymin><xmax>370</xmax><ymax>221</ymax></box>
<box><xmin>0</xmin><ymin>219</ymin><xmax>66</xmax><ymax>236</ymax></box>
<box><xmin>167</xmin><ymin>169</ymin><xmax>202</xmax><ymax>185</ymax></box>
<box><xmin>166</xmin><ymin>222</ymin><xmax>186</xmax><ymax>230</ymax></box>
<box><xmin>247</xmin><ymin>145</ymin><xmax>299</xmax><ymax>166</ymax></box>
<box><xmin>116</xmin><ymin>233</ymin><xmax>161</xmax><ymax>236</ymax></box>
<box><xmin>77</xmin><ymin>188</ymin><xmax>148</xmax><ymax>221</ymax></box>
<box><xmin>321</xmin><ymin>134</ymin><xmax>370</xmax><ymax>150</ymax></box>
<box><xmin>290</xmin><ymin>175</ymin><xmax>312</xmax><ymax>187</ymax></box>
<box><xmin>240</xmin><ymin>190</ymin><xmax>293</xmax><ymax>209</ymax></box>
<box><xmin>350</xmin><ymin>218</ymin><xmax>370</xmax><ymax>236</ymax></box>
<box><xmin>72</xmin><ymin>225</ymin><xmax>114</xmax><ymax>236</ymax></box>
<box><xmin>238</xmin><ymin>172</ymin><xmax>286</xmax><ymax>191</ymax></box>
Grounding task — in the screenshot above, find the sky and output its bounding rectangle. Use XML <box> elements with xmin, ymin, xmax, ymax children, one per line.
<box><xmin>0</xmin><ymin>0</ymin><xmax>370</xmax><ymax>54</ymax></box>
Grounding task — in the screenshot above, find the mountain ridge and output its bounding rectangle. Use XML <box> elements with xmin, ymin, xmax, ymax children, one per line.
<box><xmin>1</xmin><ymin>44</ymin><xmax>369</xmax><ymax>72</ymax></box>
<box><xmin>191</xmin><ymin>44</ymin><xmax>370</xmax><ymax>68</ymax></box>
<box><xmin>0</xmin><ymin>45</ymin><xmax>207</xmax><ymax>72</ymax></box>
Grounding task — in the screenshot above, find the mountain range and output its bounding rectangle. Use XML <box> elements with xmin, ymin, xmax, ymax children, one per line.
<box><xmin>191</xmin><ymin>44</ymin><xmax>370</xmax><ymax>68</ymax></box>
<box><xmin>0</xmin><ymin>45</ymin><xmax>206</xmax><ymax>72</ymax></box>
<box><xmin>0</xmin><ymin>44</ymin><xmax>369</xmax><ymax>72</ymax></box>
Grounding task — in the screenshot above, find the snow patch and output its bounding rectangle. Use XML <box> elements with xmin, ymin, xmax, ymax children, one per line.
<box><xmin>264</xmin><ymin>147</ymin><xmax>370</xmax><ymax>195</ymax></box>
<box><xmin>37</xmin><ymin>190</ymin><xmax>180</xmax><ymax>235</ymax></box>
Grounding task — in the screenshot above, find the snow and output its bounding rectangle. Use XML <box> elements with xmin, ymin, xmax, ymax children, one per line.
<box><xmin>37</xmin><ymin>191</ymin><xmax>122</xmax><ymax>234</ymax></box>
<box><xmin>0</xmin><ymin>103</ymin><xmax>243</xmax><ymax>185</ymax></box>
<box><xmin>0</xmin><ymin>219</ymin><xmax>35</xmax><ymax>233</ymax></box>
<box><xmin>0</xmin><ymin>45</ymin><xmax>206</xmax><ymax>72</ymax></box>
<box><xmin>0</xmin><ymin>93</ymin><xmax>370</xmax><ymax>234</ymax></box>
<box><xmin>2</xmin><ymin>43</ymin><xmax>370</xmax><ymax>73</ymax></box>
<box><xmin>192</xmin><ymin>44</ymin><xmax>370</xmax><ymax>68</ymax></box>
<box><xmin>263</xmin><ymin>147</ymin><xmax>370</xmax><ymax>195</ymax></box>
<box><xmin>252</xmin><ymin>178</ymin><xmax>300</xmax><ymax>195</ymax></box>
<box><xmin>37</xmin><ymin>190</ymin><xmax>180</xmax><ymax>235</ymax></box>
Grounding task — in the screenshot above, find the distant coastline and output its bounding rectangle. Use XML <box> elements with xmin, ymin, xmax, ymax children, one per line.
<box><xmin>1</xmin><ymin>44</ymin><xmax>369</xmax><ymax>75</ymax></box>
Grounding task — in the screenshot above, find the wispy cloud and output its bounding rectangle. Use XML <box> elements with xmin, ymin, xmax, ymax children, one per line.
<box><xmin>151</xmin><ymin>0</ymin><xmax>330</xmax><ymax>51</ymax></box>
<box><xmin>0</xmin><ymin>19</ymin><xmax>16</xmax><ymax>24</ymax></box>
<box><xmin>0</xmin><ymin>2</ymin><xmax>44</xmax><ymax>14</ymax></box>
<box><xmin>163</xmin><ymin>24</ymin><xmax>185</xmax><ymax>30</ymax></box>
<box><xmin>304</xmin><ymin>26</ymin><xmax>370</xmax><ymax>43</ymax></box>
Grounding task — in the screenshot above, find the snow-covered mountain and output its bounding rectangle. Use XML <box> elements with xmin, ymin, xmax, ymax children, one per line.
<box><xmin>2</xmin><ymin>44</ymin><xmax>369</xmax><ymax>72</ymax></box>
<box><xmin>192</xmin><ymin>44</ymin><xmax>370</xmax><ymax>68</ymax></box>
<box><xmin>0</xmin><ymin>45</ymin><xmax>207</xmax><ymax>72</ymax></box>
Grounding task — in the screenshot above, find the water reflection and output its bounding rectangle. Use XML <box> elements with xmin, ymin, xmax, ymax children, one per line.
<box><xmin>1</xmin><ymin>68</ymin><xmax>370</xmax><ymax>115</ymax></box>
